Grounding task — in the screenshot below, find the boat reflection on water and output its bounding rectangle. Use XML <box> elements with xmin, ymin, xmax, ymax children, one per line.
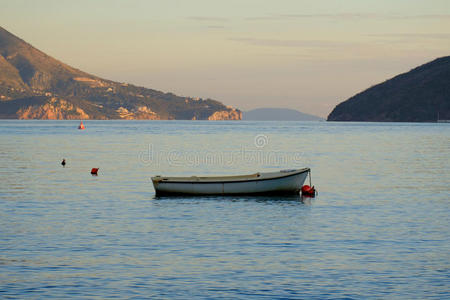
<box><xmin>152</xmin><ymin>193</ymin><xmax>314</xmax><ymax>205</ymax></box>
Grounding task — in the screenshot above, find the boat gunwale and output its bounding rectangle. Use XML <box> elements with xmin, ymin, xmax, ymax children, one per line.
<box><xmin>152</xmin><ymin>168</ymin><xmax>309</xmax><ymax>185</ymax></box>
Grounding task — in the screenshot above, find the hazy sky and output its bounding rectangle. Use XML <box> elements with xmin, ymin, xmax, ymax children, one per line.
<box><xmin>1</xmin><ymin>0</ymin><xmax>449</xmax><ymax>117</ymax></box>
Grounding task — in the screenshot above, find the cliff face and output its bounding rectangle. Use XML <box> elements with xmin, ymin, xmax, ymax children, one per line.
<box><xmin>208</xmin><ymin>109</ymin><xmax>242</xmax><ymax>120</ymax></box>
<box><xmin>116</xmin><ymin>106</ymin><xmax>161</xmax><ymax>120</ymax></box>
<box><xmin>0</xmin><ymin>26</ymin><xmax>241</xmax><ymax>120</ymax></box>
<box><xmin>16</xmin><ymin>98</ymin><xmax>89</xmax><ymax>120</ymax></box>
<box><xmin>327</xmin><ymin>56</ymin><xmax>450</xmax><ymax>122</ymax></box>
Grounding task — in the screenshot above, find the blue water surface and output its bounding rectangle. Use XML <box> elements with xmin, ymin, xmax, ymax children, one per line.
<box><xmin>0</xmin><ymin>120</ymin><xmax>449</xmax><ymax>299</ymax></box>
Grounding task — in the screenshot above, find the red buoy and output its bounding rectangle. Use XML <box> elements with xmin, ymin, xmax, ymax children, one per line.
<box><xmin>91</xmin><ymin>168</ymin><xmax>99</xmax><ymax>175</ymax></box>
<box><xmin>301</xmin><ymin>185</ymin><xmax>316</xmax><ymax>197</ymax></box>
<box><xmin>78</xmin><ymin>121</ymin><xmax>85</xmax><ymax>130</ymax></box>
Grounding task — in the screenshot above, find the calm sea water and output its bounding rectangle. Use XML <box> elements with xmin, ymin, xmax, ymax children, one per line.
<box><xmin>0</xmin><ymin>120</ymin><xmax>449</xmax><ymax>299</ymax></box>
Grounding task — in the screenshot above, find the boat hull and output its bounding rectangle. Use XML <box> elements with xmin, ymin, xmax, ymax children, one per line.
<box><xmin>152</xmin><ymin>169</ymin><xmax>309</xmax><ymax>196</ymax></box>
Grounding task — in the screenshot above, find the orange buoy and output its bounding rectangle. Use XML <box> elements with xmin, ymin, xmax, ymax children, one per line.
<box><xmin>301</xmin><ymin>185</ymin><xmax>316</xmax><ymax>197</ymax></box>
<box><xmin>91</xmin><ymin>168</ymin><xmax>99</xmax><ymax>175</ymax></box>
<box><xmin>78</xmin><ymin>121</ymin><xmax>85</xmax><ymax>130</ymax></box>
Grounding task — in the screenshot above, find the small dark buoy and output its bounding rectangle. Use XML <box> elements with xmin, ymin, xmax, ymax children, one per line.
<box><xmin>91</xmin><ymin>168</ymin><xmax>99</xmax><ymax>175</ymax></box>
<box><xmin>61</xmin><ymin>159</ymin><xmax>66</xmax><ymax>167</ymax></box>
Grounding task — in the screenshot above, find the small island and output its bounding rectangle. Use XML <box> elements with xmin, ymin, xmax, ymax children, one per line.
<box><xmin>243</xmin><ymin>108</ymin><xmax>323</xmax><ymax>121</ymax></box>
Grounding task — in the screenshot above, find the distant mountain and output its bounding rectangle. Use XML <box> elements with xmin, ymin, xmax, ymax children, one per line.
<box><xmin>327</xmin><ymin>56</ymin><xmax>450</xmax><ymax>122</ymax></box>
<box><xmin>243</xmin><ymin>108</ymin><xmax>323</xmax><ymax>121</ymax></box>
<box><xmin>0</xmin><ymin>26</ymin><xmax>241</xmax><ymax>120</ymax></box>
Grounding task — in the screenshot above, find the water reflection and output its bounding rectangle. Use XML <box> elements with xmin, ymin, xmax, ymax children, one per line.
<box><xmin>153</xmin><ymin>193</ymin><xmax>313</xmax><ymax>204</ymax></box>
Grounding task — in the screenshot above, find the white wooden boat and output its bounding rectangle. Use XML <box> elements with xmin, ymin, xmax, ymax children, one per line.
<box><xmin>152</xmin><ymin>168</ymin><xmax>310</xmax><ymax>196</ymax></box>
